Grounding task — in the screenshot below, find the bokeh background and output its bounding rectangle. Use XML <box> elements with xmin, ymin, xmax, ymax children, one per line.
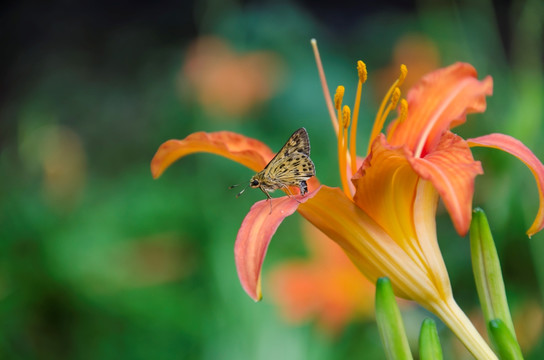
<box><xmin>1</xmin><ymin>0</ymin><xmax>543</xmax><ymax>359</ymax></box>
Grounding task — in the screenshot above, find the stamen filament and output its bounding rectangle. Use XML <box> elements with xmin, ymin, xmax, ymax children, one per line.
<box><xmin>349</xmin><ymin>61</ymin><xmax>367</xmax><ymax>176</ymax></box>
<box><xmin>366</xmin><ymin>64</ymin><xmax>408</xmax><ymax>155</ymax></box>
<box><xmin>334</xmin><ymin>86</ymin><xmax>345</xmax><ymax>149</ymax></box>
<box><xmin>387</xmin><ymin>99</ymin><xmax>408</xmax><ymax>142</ymax></box>
<box><xmin>378</xmin><ymin>87</ymin><xmax>401</xmax><ymax>133</ymax></box>
<box><xmin>311</xmin><ymin>39</ymin><xmax>339</xmax><ymax>134</ymax></box>
<box><xmin>338</xmin><ymin>105</ymin><xmax>353</xmax><ymax>200</ymax></box>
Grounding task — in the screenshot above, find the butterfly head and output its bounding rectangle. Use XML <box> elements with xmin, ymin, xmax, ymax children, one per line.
<box><xmin>249</xmin><ymin>177</ymin><xmax>260</xmax><ymax>189</ymax></box>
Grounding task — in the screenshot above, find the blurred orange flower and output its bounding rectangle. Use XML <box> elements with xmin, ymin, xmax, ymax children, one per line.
<box><xmin>374</xmin><ymin>33</ymin><xmax>441</xmax><ymax>97</ymax></box>
<box><xmin>268</xmin><ymin>222</ymin><xmax>375</xmax><ymax>334</ymax></box>
<box><xmin>19</xmin><ymin>125</ymin><xmax>86</xmax><ymax>212</ymax></box>
<box><xmin>181</xmin><ymin>36</ymin><xmax>285</xmax><ymax>119</ymax></box>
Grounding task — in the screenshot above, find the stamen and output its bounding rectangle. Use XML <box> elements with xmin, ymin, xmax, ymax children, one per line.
<box><xmin>367</xmin><ymin>64</ymin><xmax>408</xmax><ymax>155</ymax></box>
<box><xmin>358</xmin><ymin>61</ymin><xmax>368</xmax><ymax>83</ymax></box>
<box><xmin>349</xmin><ymin>60</ymin><xmax>367</xmax><ymax>176</ymax></box>
<box><xmin>342</xmin><ymin>105</ymin><xmax>351</xmax><ymax>128</ymax></box>
<box><xmin>338</xmin><ymin>105</ymin><xmax>353</xmax><ymax>200</ymax></box>
<box><xmin>390</xmin><ymin>87</ymin><xmax>401</xmax><ymax>109</ymax></box>
<box><xmin>398</xmin><ymin>64</ymin><xmax>408</xmax><ymax>86</ymax></box>
<box><xmin>399</xmin><ymin>98</ymin><xmax>408</xmax><ymax>122</ymax></box>
<box><xmin>334</xmin><ymin>86</ymin><xmax>345</xmax><ymax>110</ymax></box>
<box><xmin>369</xmin><ymin>87</ymin><xmax>401</xmax><ymax>152</ymax></box>
<box><xmin>334</xmin><ymin>86</ymin><xmax>345</xmax><ymax>148</ymax></box>
<box><xmin>311</xmin><ymin>39</ymin><xmax>339</xmax><ymax>134</ymax></box>
<box><xmin>387</xmin><ymin>99</ymin><xmax>408</xmax><ymax>142</ymax></box>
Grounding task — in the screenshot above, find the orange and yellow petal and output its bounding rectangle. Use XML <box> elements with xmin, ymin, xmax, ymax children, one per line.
<box><xmin>235</xmin><ymin>190</ymin><xmax>319</xmax><ymax>301</ymax></box>
<box><xmin>150</xmin><ymin>131</ymin><xmax>275</xmax><ymax>178</ymax></box>
<box><xmin>387</xmin><ymin>62</ymin><xmax>493</xmax><ymax>157</ymax></box>
<box><xmin>409</xmin><ymin>131</ymin><xmax>483</xmax><ymax>236</ymax></box>
<box><xmin>298</xmin><ymin>186</ymin><xmax>439</xmax><ymax>303</ymax></box>
<box><xmin>468</xmin><ymin>133</ymin><xmax>544</xmax><ymax>237</ymax></box>
<box><xmin>350</xmin><ymin>136</ymin><xmax>453</xmax><ymax>298</ymax></box>
<box><xmin>352</xmin><ymin>135</ymin><xmax>420</xmax><ymax>253</ymax></box>
<box><xmin>412</xmin><ymin>179</ymin><xmax>452</xmax><ymax>300</ymax></box>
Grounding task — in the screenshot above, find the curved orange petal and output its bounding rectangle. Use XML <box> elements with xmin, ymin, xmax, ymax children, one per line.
<box><xmin>235</xmin><ymin>190</ymin><xmax>319</xmax><ymax>301</ymax></box>
<box><xmin>151</xmin><ymin>131</ymin><xmax>275</xmax><ymax>178</ymax></box>
<box><xmin>352</xmin><ymin>135</ymin><xmax>420</xmax><ymax>255</ymax></box>
<box><xmin>409</xmin><ymin>132</ymin><xmax>483</xmax><ymax>236</ymax></box>
<box><xmin>388</xmin><ymin>62</ymin><xmax>493</xmax><ymax>157</ymax></box>
<box><xmin>467</xmin><ymin>133</ymin><xmax>544</xmax><ymax>237</ymax></box>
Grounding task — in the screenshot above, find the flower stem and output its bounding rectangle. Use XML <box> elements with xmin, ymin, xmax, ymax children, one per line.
<box><xmin>430</xmin><ymin>297</ymin><xmax>498</xmax><ymax>360</ymax></box>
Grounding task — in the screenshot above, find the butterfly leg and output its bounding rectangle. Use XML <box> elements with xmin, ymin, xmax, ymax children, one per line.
<box><xmin>260</xmin><ymin>187</ymin><xmax>274</xmax><ymax>214</ymax></box>
<box><xmin>281</xmin><ymin>185</ymin><xmax>302</xmax><ymax>204</ymax></box>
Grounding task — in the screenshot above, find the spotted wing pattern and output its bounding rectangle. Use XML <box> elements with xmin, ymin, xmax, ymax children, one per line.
<box><xmin>260</xmin><ymin>128</ymin><xmax>315</xmax><ymax>193</ymax></box>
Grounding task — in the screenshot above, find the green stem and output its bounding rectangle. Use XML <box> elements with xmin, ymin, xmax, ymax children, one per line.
<box><xmin>429</xmin><ymin>297</ymin><xmax>497</xmax><ymax>360</ymax></box>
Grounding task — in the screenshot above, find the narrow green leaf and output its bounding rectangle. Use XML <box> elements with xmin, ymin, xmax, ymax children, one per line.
<box><xmin>375</xmin><ymin>277</ymin><xmax>413</xmax><ymax>360</ymax></box>
<box><xmin>488</xmin><ymin>319</ymin><xmax>524</xmax><ymax>360</ymax></box>
<box><xmin>418</xmin><ymin>318</ymin><xmax>443</xmax><ymax>360</ymax></box>
<box><xmin>470</xmin><ymin>208</ymin><xmax>516</xmax><ymax>337</ymax></box>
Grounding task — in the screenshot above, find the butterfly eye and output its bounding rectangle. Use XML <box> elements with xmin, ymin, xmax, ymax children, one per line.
<box><xmin>251</xmin><ymin>179</ymin><xmax>259</xmax><ymax>187</ymax></box>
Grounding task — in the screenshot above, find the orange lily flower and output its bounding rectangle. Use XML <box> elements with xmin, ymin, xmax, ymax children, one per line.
<box><xmin>151</xmin><ymin>41</ymin><xmax>544</xmax><ymax>358</ymax></box>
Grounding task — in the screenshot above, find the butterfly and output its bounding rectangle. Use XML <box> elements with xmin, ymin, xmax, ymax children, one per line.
<box><xmin>231</xmin><ymin>128</ymin><xmax>316</xmax><ymax>203</ymax></box>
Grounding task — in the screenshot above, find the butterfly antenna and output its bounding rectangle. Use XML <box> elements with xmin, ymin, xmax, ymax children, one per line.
<box><xmin>236</xmin><ymin>186</ymin><xmax>248</xmax><ymax>198</ymax></box>
<box><xmin>229</xmin><ymin>184</ymin><xmax>240</xmax><ymax>189</ymax></box>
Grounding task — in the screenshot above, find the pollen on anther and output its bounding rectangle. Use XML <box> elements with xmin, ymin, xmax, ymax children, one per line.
<box><xmin>399</xmin><ymin>99</ymin><xmax>408</xmax><ymax>122</ymax></box>
<box><xmin>342</xmin><ymin>105</ymin><xmax>351</xmax><ymax>128</ymax></box>
<box><xmin>334</xmin><ymin>86</ymin><xmax>345</xmax><ymax>110</ymax></box>
<box><xmin>357</xmin><ymin>61</ymin><xmax>367</xmax><ymax>83</ymax></box>
<box><xmin>391</xmin><ymin>88</ymin><xmax>401</xmax><ymax>108</ymax></box>
<box><xmin>398</xmin><ymin>64</ymin><xmax>408</xmax><ymax>86</ymax></box>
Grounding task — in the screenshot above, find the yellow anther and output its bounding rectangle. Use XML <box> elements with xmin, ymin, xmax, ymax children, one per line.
<box><xmin>357</xmin><ymin>61</ymin><xmax>367</xmax><ymax>83</ymax></box>
<box><xmin>342</xmin><ymin>105</ymin><xmax>351</xmax><ymax>128</ymax></box>
<box><xmin>399</xmin><ymin>99</ymin><xmax>408</xmax><ymax>122</ymax></box>
<box><xmin>334</xmin><ymin>86</ymin><xmax>345</xmax><ymax>110</ymax></box>
<box><xmin>390</xmin><ymin>88</ymin><xmax>401</xmax><ymax>109</ymax></box>
<box><xmin>398</xmin><ymin>64</ymin><xmax>408</xmax><ymax>86</ymax></box>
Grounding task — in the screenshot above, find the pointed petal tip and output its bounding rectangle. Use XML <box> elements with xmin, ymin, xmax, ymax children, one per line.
<box><xmin>235</xmin><ymin>189</ymin><xmax>321</xmax><ymax>302</ymax></box>
<box><xmin>468</xmin><ymin>133</ymin><xmax>544</xmax><ymax>238</ymax></box>
<box><xmin>409</xmin><ymin>132</ymin><xmax>482</xmax><ymax>237</ymax></box>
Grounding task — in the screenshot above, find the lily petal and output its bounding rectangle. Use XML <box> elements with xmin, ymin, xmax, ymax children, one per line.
<box><xmin>468</xmin><ymin>133</ymin><xmax>544</xmax><ymax>237</ymax></box>
<box><xmin>235</xmin><ymin>190</ymin><xmax>319</xmax><ymax>301</ymax></box>
<box><xmin>298</xmin><ymin>186</ymin><xmax>439</xmax><ymax>303</ymax></box>
<box><xmin>350</xmin><ymin>136</ymin><xmax>453</xmax><ymax>298</ymax></box>
<box><xmin>352</xmin><ymin>135</ymin><xmax>421</xmax><ymax>254</ymax></box>
<box><xmin>388</xmin><ymin>62</ymin><xmax>493</xmax><ymax>157</ymax></box>
<box><xmin>151</xmin><ymin>131</ymin><xmax>275</xmax><ymax>178</ymax></box>
<box><xmin>409</xmin><ymin>131</ymin><xmax>483</xmax><ymax>236</ymax></box>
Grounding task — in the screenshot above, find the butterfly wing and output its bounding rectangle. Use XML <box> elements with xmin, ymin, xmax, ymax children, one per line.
<box><xmin>262</xmin><ymin>128</ymin><xmax>315</xmax><ymax>188</ymax></box>
<box><xmin>263</xmin><ymin>128</ymin><xmax>311</xmax><ymax>170</ymax></box>
<box><xmin>266</xmin><ymin>153</ymin><xmax>315</xmax><ymax>186</ymax></box>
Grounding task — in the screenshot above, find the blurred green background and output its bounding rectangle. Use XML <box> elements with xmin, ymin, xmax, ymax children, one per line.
<box><xmin>1</xmin><ymin>0</ymin><xmax>543</xmax><ymax>359</ymax></box>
